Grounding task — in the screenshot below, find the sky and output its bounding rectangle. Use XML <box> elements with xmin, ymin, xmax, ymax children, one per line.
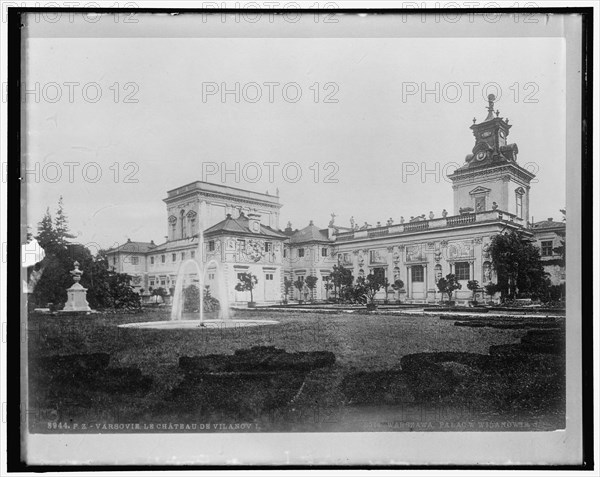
<box><xmin>23</xmin><ymin>13</ymin><xmax>566</xmax><ymax>249</ymax></box>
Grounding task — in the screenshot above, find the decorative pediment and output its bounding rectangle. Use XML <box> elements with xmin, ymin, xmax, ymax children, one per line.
<box><xmin>168</xmin><ymin>215</ymin><xmax>177</xmax><ymax>224</ymax></box>
<box><xmin>186</xmin><ymin>210</ymin><xmax>197</xmax><ymax>218</ymax></box>
<box><xmin>515</xmin><ymin>187</ymin><xmax>526</xmax><ymax>195</ymax></box>
<box><xmin>469</xmin><ymin>186</ymin><xmax>492</xmax><ymax>196</ymax></box>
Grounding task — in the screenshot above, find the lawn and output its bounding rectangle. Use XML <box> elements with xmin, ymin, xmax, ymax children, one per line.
<box><xmin>26</xmin><ymin>309</ymin><xmax>565</xmax><ymax>433</ymax></box>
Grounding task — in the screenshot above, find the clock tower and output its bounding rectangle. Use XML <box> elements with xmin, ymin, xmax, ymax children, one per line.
<box><xmin>447</xmin><ymin>94</ymin><xmax>535</xmax><ymax>224</ymax></box>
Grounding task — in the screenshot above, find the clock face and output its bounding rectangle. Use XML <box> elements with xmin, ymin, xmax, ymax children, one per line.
<box><xmin>476</xmin><ymin>151</ymin><xmax>486</xmax><ymax>161</ymax></box>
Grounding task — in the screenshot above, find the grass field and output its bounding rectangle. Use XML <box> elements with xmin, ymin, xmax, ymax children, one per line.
<box><xmin>26</xmin><ymin>309</ymin><xmax>565</xmax><ymax>433</ymax></box>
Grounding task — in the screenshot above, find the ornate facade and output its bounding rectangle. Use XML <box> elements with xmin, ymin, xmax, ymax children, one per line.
<box><xmin>107</xmin><ymin>97</ymin><xmax>565</xmax><ymax>305</ymax></box>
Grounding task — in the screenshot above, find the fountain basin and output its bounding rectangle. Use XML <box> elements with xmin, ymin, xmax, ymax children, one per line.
<box><xmin>118</xmin><ymin>319</ymin><xmax>279</xmax><ymax>330</ymax></box>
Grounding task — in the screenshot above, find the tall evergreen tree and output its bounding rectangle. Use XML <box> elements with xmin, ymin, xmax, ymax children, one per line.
<box><xmin>36</xmin><ymin>207</ymin><xmax>57</xmax><ymax>250</ymax></box>
<box><xmin>54</xmin><ymin>195</ymin><xmax>76</xmax><ymax>246</ymax></box>
<box><xmin>30</xmin><ymin>197</ymin><xmax>140</xmax><ymax>310</ymax></box>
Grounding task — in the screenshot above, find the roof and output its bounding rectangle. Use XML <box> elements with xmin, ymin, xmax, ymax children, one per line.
<box><xmin>290</xmin><ymin>222</ymin><xmax>330</xmax><ymax>244</ymax></box>
<box><xmin>532</xmin><ymin>219</ymin><xmax>566</xmax><ymax>231</ymax></box>
<box><xmin>106</xmin><ymin>240</ymin><xmax>157</xmax><ymax>254</ymax></box>
<box><xmin>203</xmin><ymin>213</ymin><xmax>287</xmax><ymax>239</ymax></box>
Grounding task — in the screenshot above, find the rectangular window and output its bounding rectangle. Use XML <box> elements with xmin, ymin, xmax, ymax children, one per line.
<box><xmin>237</xmin><ymin>273</ymin><xmax>245</xmax><ymax>281</ymax></box>
<box><xmin>208</xmin><ymin>273</ymin><xmax>215</xmax><ymax>280</ymax></box>
<box><xmin>454</xmin><ymin>262</ymin><xmax>470</xmax><ymax>280</ymax></box>
<box><xmin>161</xmin><ymin>255</ymin><xmax>165</xmax><ymax>263</ymax></box>
<box><xmin>283</xmin><ymin>248</ymin><xmax>287</xmax><ymax>258</ymax></box>
<box><xmin>191</xmin><ymin>251</ymin><xmax>195</xmax><ymax>258</ymax></box>
<box><xmin>181</xmin><ymin>252</ymin><xmax>185</xmax><ymax>260</ymax></box>
<box><xmin>172</xmin><ymin>253</ymin><xmax>176</xmax><ymax>262</ymax></box>
<box><xmin>321</xmin><ymin>247</ymin><xmax>328</xmax><ymax>257</ymax></box>
<box><xmin>516</xmin><ymin>194</ymin><xmax>523</xmax><ymax>218</ymax></box>
<box><xmin>150</xmin><ymin>257</ymin><xmax>155</xmax><ymax>265</ymax></box>
<box><xmin>265</xmin><ymin>273</ymin><xmax>273</xmax><ymax>280</ymax></box>
<box><xmin>131</xmin><ymin>256</ymin><xmax>139</xmax><ymax>265</ymax></box>
<box><xmin>160</xmin><ymin>280</ymin><xmax>166</xmax><ymax>286</ymax></box>
<box><xmin>541</xmin><ymin>241</ymin><xmax>553</xmax><ymax>257</ymax></box>
<box><xmin>265</xmin><ymin>242</ymin><xmax>272</xmax><ymax>252</ymax></box>
<box><xmin>411</xmin><ymin>265</ymin><xmax>424</xmax><ymax>282</ymax></box>
<box><xmin>150</xmin><ymin>280</ymin><xmax>155</xmax><ymax>286</ymax></box>
<box><xmin>373</xmin><ymin>267</ymin><xmax>385</xmax><ymax>281</ymax></box>
<box><xmin>298</xmin><ymin>248</ymin><xmax>305</xmax><ymax>258</ymax></box>
<box><xmin>209</xmin><ymin>241</ymin><xmax>215</xmax><ymax>252</ymax></box>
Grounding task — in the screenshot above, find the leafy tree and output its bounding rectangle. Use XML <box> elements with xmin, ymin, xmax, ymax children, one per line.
<box><xmin>153</xmin><ymin>287</ymin><xmax>169</xmax><ymax>298</ymax></box>
<box><xmin>293</xmin><ymin>278</ymin><xmax>304</xmax><ymax>301</ymax></box>
<box><xmin>283</xmin><ymin>277</ymin><xmax>294</xmax><ymax>303</ymax></box>
<box><xmin>436</xmin><ymin>277</ymin><xmax>448</xmax><ymax>301</ymax></box>
<box><xmin>340</xmin><ymin>281</ymin><xmax>367</xmax><ymax>304</ymax></box>
<box><xmin>30</xmin><ymin>199</ymin><xmax>141</xmax><ymax>310</ymax></box>
<box><xmin>235</xmin><ymin>272</ymin><xmax>258</xmax><ymax>304</ymax></box>
<box><xmin>183</xmin><ymin>284</ymin><xmax>201</xmax><ymax>312</ymax></box>
<box><xmin>382</xmin><ymin>278</ymin><xmax>391</xmax><ymax>303</ymax></box>
<box><xmin>436</xmin><ymin>273</ymin><xmax>462</xmax><ymax>302</ymax></box>
<box><xmin>484</xmin><ymin>282</ymin><xmax>500</xmax><ymax>300</ymax></box>
<box><xmin>489</xmin><ymin>230</ymin><xmax>548</xmax><ymax>300</ymax></box>
<box><xmin>357</xmin><ymin>272</ymin><xmax>386</xmax><ymax>307</ymax></box>
<box><xmin>467</xmin><ymin>280</ymin><xmax>480</xmax><ymax>301</ymax></box>
<box><xmin>553</xmin><ymin>209</ymin><xmax>566</xmax><ymax>268</ymax></box>
<box><xmin>203</xmin><ymin>285</ymin><xmax>220</xmax><ymax>312</ymax></box>
<box><xmin>323</xmin><ymin>275</ymin><xmax>334</xmax><ymax>300</ymax></box>
<box><xmin>304</xmin><ymin>275</ymin><xmax>319</xmax><ymax>301</ymax></box>
<box><xmin>391</xmin><ymin>278</ymin><xmax>405</xmax><ymax>303</ymax></box>
<box><xmin>330</xmin><ymin>265</ymin><xmax>354</xmax><ymax>300</ymax></box>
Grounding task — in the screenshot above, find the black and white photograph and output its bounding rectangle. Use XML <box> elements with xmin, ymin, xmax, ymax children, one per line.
<box><xmin>3</xmin><ymin>1</ymin><xmax>595</xmax><ymax>470</ymax></box>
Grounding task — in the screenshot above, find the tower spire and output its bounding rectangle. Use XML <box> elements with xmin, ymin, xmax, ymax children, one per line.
<box><xmin>484</xmin><ymin>94</ymin><xmax>496</xmax><ymax>121</ymax></box>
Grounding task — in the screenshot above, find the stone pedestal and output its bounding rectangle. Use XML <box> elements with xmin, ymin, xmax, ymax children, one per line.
<box><xmin>60</xmin><ymin>261</ymin><xmax>94</xmax><ymax>314</ymax></box>
<box><xmin>63</xmin><ymin>282</ymin><xmax>92</xmax><ymax>312</ymax></box>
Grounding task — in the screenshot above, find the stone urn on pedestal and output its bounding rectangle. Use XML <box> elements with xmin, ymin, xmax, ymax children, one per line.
<box><xmin>61</xmin><ymin>261</ymin><xmax>92</xmax><ymax>313</ymax></box>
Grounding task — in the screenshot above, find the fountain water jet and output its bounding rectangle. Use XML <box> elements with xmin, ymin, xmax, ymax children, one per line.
<box><xmin>120</xmin><ymin>212</ymin><xmax>277</xmax><ymax>330</ymax></box>
<box><xmin>169</xmin><ymin>259</ymin><xmax>231</xmax><ymax>323</ymax></box>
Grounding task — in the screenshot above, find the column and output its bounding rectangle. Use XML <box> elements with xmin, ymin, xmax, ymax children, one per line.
<box><xmin>423</xmin><ymin>264</ymin><xmax>428</xmax><ymax>300</ymax></box>
<box><xmin>406</xmin><ymin>265</ymin><xmax>411</xmax><ymax>299</ymax></box>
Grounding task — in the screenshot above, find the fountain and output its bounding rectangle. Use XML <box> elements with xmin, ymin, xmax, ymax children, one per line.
<box><xmin>120</xmin><ymin>216</ymin><xmax>278</xmax><ymax>330</ymax></box>
<box><xmin>169</xmin><ymin>258</ymin><xmax>231</xmax><ymax>324</ymax></box>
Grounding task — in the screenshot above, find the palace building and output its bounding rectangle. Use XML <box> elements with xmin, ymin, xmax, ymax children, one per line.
<box><xmin>106</xmin><ymin>96</ymin><xmax>565</xmax><ymax>305</ymax></box>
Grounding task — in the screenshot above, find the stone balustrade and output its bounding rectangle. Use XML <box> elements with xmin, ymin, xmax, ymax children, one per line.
<box><xmin>335</xmin><ymin>209</ymin><xmax>524</xmax><ymax>242</ymax></box>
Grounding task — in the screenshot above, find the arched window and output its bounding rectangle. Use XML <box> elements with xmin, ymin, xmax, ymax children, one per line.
<box><xmin>187</xmin><ymin>210</ymin><xmax>197</xmax><ymax>236</ymax></box>
<box><xmin>515</xmin><ymin>188</ymin><xmax>525</xmax><ymax>219</ymax></box>
<box><xmin>180</xmin><ymin>210</ymin><xmax>186</xmax><ymax>238</ymax></box>
<box><xmin>168</xmin><ymin>216</ymin><xmax>177</xmax><ymax>240</ymax></box>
